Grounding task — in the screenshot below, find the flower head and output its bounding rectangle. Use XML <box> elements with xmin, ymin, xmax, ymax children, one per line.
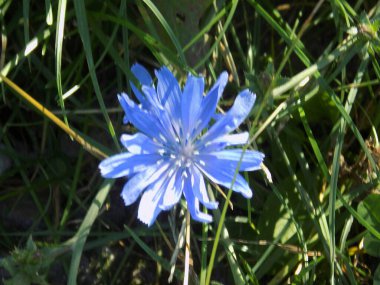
<box><xmin>99</xmin><ymin>64</ymin><xmax>264</xmax><ymax>226</ymax></box>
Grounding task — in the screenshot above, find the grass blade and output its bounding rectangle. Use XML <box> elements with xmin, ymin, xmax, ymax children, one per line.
<box><xmin>55</xmin><ymin>0</ymin><xmax>69</xmax><ymax>127</ymax></box>
<box><xmin>73</xmin><ymin>0</ymin><xmax>119</xmax><ymax>149</ymax></box>
<box><xmin>141</xmin><ymin>0</ymin><xmax>187</xmax><ymax>68</ymax></box>
<box><xmin>66</xmin><ymin>179</ymin><xmax>113</xmax><ymax>285</ymax></box>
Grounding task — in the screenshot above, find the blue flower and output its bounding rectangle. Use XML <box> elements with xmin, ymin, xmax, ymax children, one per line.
<box><xmin>99</xmin><ymin>64</ymin><xmax>265</xmax><ymax>226</ymax></box>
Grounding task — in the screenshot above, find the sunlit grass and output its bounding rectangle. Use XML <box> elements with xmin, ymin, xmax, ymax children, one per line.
<box><xmin>0</xmin><ymin>0</ymin><xmax>379</xmax><ymax>284</ymax></box>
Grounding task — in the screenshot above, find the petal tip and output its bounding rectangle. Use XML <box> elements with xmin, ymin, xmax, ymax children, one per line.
<box><xmin>241</xmin><ymin>189</ymin><xmax>253</xmax><ymax>199</ymax></box>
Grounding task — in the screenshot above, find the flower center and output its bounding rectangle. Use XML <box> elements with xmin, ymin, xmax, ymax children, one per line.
<box><xmin>177</xmin><ymin>143</ymin><xmax>194</xmax><ymax>168</ymax></box>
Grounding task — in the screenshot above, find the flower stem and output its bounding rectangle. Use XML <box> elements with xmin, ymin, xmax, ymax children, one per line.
<box><xmin>183</xmin><ymin>210</ymin><xmax>191</xmax><ymax>285</ymax></box>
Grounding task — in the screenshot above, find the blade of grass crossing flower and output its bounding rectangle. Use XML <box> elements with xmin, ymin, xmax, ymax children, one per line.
<box><xmin>141</xmin><ymin>0</ymin><xmax>187</xmax><ymax>68</ymax></box>
<box><xmin>55</xmin><ymin>0</ymin><xmax>69</xmax><ymax>128</ymax></box>
<box><xmin>0</xmin><ymin>74</ymin><xmax>107</xmax><ymax>159</ymax></box>
<box><xmin>328</xmin><ymin>48</ymin><xmax>369</xmax><ymax>283</ymax></box>
<box><xmin>73</xmin><ymin>0</ymin><xmax>119</xmax><ymax>150</ymax></box>
<box><xmin>205</xmin><ymin>85</ymin><xmax>262</xmax><ymax>283</ymax></box>
<box><xmin>67</xmin><ymin>179</ymin><xmax>113</xmax><ymax>285</ymax></box>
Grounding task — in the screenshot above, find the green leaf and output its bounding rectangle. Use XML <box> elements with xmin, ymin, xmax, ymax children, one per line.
<box><xmin>363</xmin><ymin>233</ymin><xmax>380</xmax><ymax>257</ymax></box>
<box><xmin>375</xmin><ymin>264</ymin><xmax>380</xmax><ymax>285</ymax></box>
<box><xmin>357</xmin><ymin>194</ymin><xmax>380</xmax><ymax>229</ymax></box>
<box><xmin>4</xmin><ymin>273</ymin><xmax>31</xmax><ymax>285</ymax></box>
<box><xmin>26</xmin><ymin>236</ymin><xmax>37</xmax><ymax>251</ymax></box>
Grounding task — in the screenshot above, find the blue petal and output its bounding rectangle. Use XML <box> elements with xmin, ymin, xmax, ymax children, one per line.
<box><xmin>155</xmin><ymin>67</ymin><xmax>182</xmax><ymax>133</ymax></box>
<box><xmin>141</xmin><ymin>85</ymin><xmax>163</xmax><ymax>112</ymax></box>
<box><xmin>131</xmin><ymin>63</ymin><xmax>153</xmax><ymax>86</ymax></box>
<box><xmin>199</xmin><ymin>132</ymin><xmax>249</xmax><ymax>152</ymax></box>
<box><xmin>141</xmin><ymin>86</ymin><xmax>179</xmax><ymax>142</ymax></box>
<box><xmin>138</xmin><ymin>188</ymin><xmax>163</xmax><ymax>227</ymax></box>
<box><xmin>192</xmin><ymin>72</ymin><xmax>228</xmax><ymax>138</ymax></box>
<box><xmin>117</xmin><ymin>93</ymin><xmax>172</xmax><ymax>144</ymax></box>
<box><xmin>120</xmin><ymin>133</ymin><xmax>162</xmax><ymax>154</ymax></box>
<box><xmin>130</xmin><ymin>63</ymin><xmax>153</xmax><ymax>108</ymax></box>
<box><xmin>121</xmin><ymin>161</ymin><xmax>170</xmax><ymax>207</ymax></box>
<box><xmin>197</xmin><ymin>149</ymin><xmax>264</xmax><ymax>172</ymax></box>
<box><xmin>137</xmin><ymin>165</ymin><xmax>173</xmax><ymax>226</ymax></box>
<box><xmin>191</xmin><ymin>165</ymin><xmax>218</xmax><ymax>210</ymax></box>
<box><xmin>183</xmin><ymin>170</ymin><xmax>213</xmax><ymax>223</ymax></box>
<box><xmin>118</xmin><ymin>92</ymin><xmax>133</xmax><ymax>124</ymax></box>
<box><xmin>99</xmin><ymin>153</ymin><xmax>162</xmax><ymax>178</ymax></box>
<box><xmin>160</xmin><ymin>168</ymin><xmax>183</xmax><ymax>210</ymax></box>
<box><xmin>181</xmin><ymin>74</ymin><xmax>204</xmax><ymax>139</ymax></box>
<box><xmin>200</xmin><ymin>90</ymin><xmax>256</xmax><ymax>144</ymax></box>
<box><xmin>197</xmin><ymin>162</ymin><xmax>253</xmax><ymax>198</ymax></box>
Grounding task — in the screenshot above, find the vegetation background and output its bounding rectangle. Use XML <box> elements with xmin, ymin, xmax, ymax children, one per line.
<box><xmin>0</xmin><ymin>0</ymin><xmax>380</xmax><ymax>284</ymax></box>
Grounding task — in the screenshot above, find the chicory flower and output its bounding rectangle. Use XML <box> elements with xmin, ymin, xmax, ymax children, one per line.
<box><xmin>99</xmin><ymin>64</ymin><xmax>264</xmax><ymax>226</ymax></box>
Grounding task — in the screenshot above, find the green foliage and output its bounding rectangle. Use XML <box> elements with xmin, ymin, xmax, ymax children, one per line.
<box><xmin>0</xmin><ymin>237</ymin><xmax>51</xmax><ymax>285</ymax></box>
<box><xmin>359</xmin><ymin>194</ymin><xmax>380</xmax><ymax>281</ymax></box>
<box><xmin>1</xmin><ymin>0</ymin><xmax>380</xmax><ymax>284</ymax></box>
